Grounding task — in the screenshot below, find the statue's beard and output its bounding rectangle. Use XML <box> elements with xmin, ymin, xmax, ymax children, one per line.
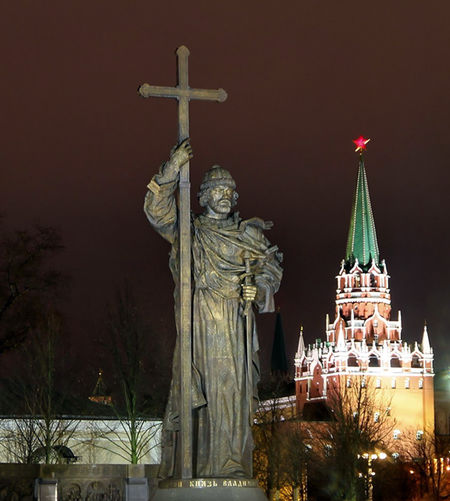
<box><xmin>206</xmin><ymin>199</ymin><xmax>232</xmax><ymax>217</ymax></box>
<box><xmin>218</xmin><ymin>200</ymin><xmax>231</xmax><ymax>209</ymax></box>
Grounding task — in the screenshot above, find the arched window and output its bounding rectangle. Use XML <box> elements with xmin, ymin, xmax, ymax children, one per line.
<box><xmin>412</xmin><ymin>355</ymin><xmax>422</xmax><ymax>368</ymax></box>
<box><xmin>390</xmin><ymin>356</ymin><xmax>401</xmax><ymax>368</ymax></box>
<box><xmin>348</xmin><ymin>355</ymin><xmax>358</xmax><ymax>367</ymax></box>
<box><xmin>369</xmin><ymin>354</ymin><xmax>380</xmax><ymax>367</ymax></box>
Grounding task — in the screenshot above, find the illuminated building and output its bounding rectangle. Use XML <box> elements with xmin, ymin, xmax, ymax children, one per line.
<box><xmin>294</xmin><ymin>140</ymin><xmax>435</xmax><ymax>437</ymax></box>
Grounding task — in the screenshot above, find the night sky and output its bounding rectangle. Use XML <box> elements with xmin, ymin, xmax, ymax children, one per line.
<box><xmin>1</xmin><ymin>1</ymin><xmax>449</xmax><ymax>385</ymax></box>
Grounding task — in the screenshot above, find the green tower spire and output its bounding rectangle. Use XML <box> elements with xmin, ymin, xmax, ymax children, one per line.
<box><xmin>271</xmin><ymin>309</ymin><xmax>289</xmax><ymax>378</ymax></box>
<box><xmin>345</xmin><ymin>146</ymin><xmax>380</xmax><ymax>270</ymax></box>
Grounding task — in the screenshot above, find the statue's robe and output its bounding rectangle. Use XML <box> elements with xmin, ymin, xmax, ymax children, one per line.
<box><xmin>144</xmin><ymin>168</ymin><xmax>282</xmax><ymax>479</ymax></box>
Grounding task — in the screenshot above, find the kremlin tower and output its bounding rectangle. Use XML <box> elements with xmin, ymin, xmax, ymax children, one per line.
<box><xmin>294</xmin><ymin>138</ymin><xmax>435</xmax><ymax>436</ymax></box>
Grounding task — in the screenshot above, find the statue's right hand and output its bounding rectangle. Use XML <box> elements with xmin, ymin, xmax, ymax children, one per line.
<box><xmin>162</xmin><ymin>140</ymin><xmax>193</xmax><ymax>182</ymax></box>
<box><xmin>170</xmin><ymin>139</ymin><xmax>193</xmax><ymax>169</ymax></box>
<box><xmin>162</xmin><ymin>140</ymin><xmax>192</xmax><ymax>181</ymax></box>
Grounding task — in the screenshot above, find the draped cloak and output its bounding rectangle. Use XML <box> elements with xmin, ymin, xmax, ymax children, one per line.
<box><xmin>144</xmin><ymin>170</ymin><xmax>282</xmax><ymax>479</ymax></box>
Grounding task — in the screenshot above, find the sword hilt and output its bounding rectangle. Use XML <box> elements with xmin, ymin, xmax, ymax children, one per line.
<box><xmin>243</xmin><ymin>251</ymin><xmax>253</xmax><ymax>316</ymax></box>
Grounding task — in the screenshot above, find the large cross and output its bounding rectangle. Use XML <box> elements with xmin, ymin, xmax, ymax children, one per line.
<box><xmin>138</xmin><ymin>45</ymin><xmax>227</xmax><ymax>480</ymax></box>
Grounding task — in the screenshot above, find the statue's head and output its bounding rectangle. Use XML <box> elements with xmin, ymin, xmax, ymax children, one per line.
<box><xmin>198</xmin><ymin>165</ymin><xmax>239</xmax><ymax>218</ymax></box>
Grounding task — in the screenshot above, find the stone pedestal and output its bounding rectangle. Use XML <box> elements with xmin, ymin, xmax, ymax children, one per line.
<box><xmin>35</xmin><ymin>478</ymin><xmax>57</xmax><ymax>501</ymax></box>
<box><xmin>126</xmin><ymin>464</ymin><xmax>149</xmax><ymax>501</ymax></box>
<box><xmin>125</xmin><ymin>477</ymin><xmax>149</xmax><ymax>501</ymax></box>
<box><xmin>150</xmin><ymin>478</ymin><xmax>268</xmax><ymax>501</ymax></box>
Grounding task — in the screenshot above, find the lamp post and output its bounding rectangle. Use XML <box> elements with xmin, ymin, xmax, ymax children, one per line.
<box><xmin>362</xmin><ymin>451</ymin><xmax>387</xmax><ymax>501</ymax></box>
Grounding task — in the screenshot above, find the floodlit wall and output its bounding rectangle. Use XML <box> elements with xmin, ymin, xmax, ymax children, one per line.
<box><xmin>0</xmin><ymin>417</ymin><xmax>162</xmax><ymax>465</ymax></box>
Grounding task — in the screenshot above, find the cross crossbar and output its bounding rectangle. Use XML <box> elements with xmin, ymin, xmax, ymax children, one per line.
<box><xmin>139</xmin><ymin>83</ymin><xmax>227</xmax><ymax>102</ymax></box>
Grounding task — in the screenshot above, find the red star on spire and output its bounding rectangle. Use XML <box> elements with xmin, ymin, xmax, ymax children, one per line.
<box><xmin>353</xmin><ymin>136</ymin><xmax>370</xmax><ymax>153</ymax></box>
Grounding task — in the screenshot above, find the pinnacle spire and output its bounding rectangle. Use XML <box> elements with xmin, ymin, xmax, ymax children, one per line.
<box><xmin>296</xmin><ymin>325</ymin><xmax>306</xmax><ymax>357</ymax></box>
<box><xmin>422</xmin><ymin>323</ymin><xmax>432</xmax><ymax>354</ymax></box>
<box><xmin>271</xmin><ymin>309</ymin><xmax>289</xmax><ymax>377</ymax></box>
<box><xmin>89</xmin><ymin>369</ymin><xmax>112</xmax><ymax>406</ymax></box>
<box><xmin>337</xmin><ymin>323</ymin><xmax>346</xmax><ymax>351</ymax></box>
<box><xmin>345</xmin><ymin>149</ymin><xmax>380</xmax><ymax>269</ymax></box>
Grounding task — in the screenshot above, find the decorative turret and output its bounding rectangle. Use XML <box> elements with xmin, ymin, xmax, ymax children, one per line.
<box><xmin>336</xmin><ymin>324</ymin><xmax>346</xmax><ymax>351</ymax></box>
<box><xmin>89</xmin><ymin>369</ymin><xmax>112</xmax><ymax>406</ymax></box>
<box><xmin>422</xmin><ymin>323</ymin><xmax>432</xmax><ymax>354</ymax></box>
<box><xmin>296</xmin><ymin>325</ymin><xmax>305</xmax><ymax>359</ymax></box>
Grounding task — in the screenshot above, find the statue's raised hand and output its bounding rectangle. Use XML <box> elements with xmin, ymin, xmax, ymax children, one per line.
<box><xmin>162</xmin><ymin>140</ymin><xmax>193</xmax><ymax>181</ymax></box>
<box><xmin>171</xmin><ymin>139</ymin><xmax>193</xmax><ymax>167</ymax></box>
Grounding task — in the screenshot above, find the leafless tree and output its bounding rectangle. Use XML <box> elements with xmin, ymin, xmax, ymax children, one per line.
<box><xmin>89</xmin><ymin>417</ymin><xmax>161</xmax><ymax>465</ymax></box>
<box><xmin>253</xmin><ymin>391</ymin><xmax>298</xmax><ymax>500</ymax></box>
<box><xmin>0</xmin><ymin>313</ymin><xmax>79</xmax><ymax>463</ymax></box>
<box><xmin>312</xmin><ymin>376</ymin><xmax>395</xmax><ymax>501</ymax></box>
<box><xmin>400</xmin><ymin>429</ymin><xmax>450</xmax><ymax>500</ymax></box>
<box><xmin>0</xmin><ymin>222</ymin><xmax>65</xmax><ymax>353</ymax></box>
<box><xmin>93</xmin><ymin>284</ymin><xmax>161</xmax><ymax>464</ymax></box>
<box><xmin>281</xmin><ymin>419</ymin><xmax>310</xmax><ymax>501</ymax></box>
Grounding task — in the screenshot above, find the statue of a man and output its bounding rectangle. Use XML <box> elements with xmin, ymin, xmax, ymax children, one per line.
<box><xmin>144</xmin><ymin>140</ymin><xmax>282</xmax><ymax>479</ymax></box>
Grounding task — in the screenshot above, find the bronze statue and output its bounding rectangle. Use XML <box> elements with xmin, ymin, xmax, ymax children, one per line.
<box><xmin>144</xmin><ymin>140</ymin><xmax>283</xmax><ymax>479</ymax></box>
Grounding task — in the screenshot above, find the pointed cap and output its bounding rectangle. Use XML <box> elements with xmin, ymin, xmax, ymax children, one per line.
<box><xmin>345</xmin><ymin>148</ymin><xmax>380</xmax><ymax>270</ymax></box>
<box><xmin>337</xmin><ymin>323</ymin><xmax>346</xmax><ymax>351</ymax></box>
<box><xmin>422</xmin><ymin>323</ymin><xmax>432</xmax><ymax>354</ymax></box>
<box><xmin>89</xmin><ymin>369</ymin><xmax>112</xmax><ymax>405</ymax></box>
<box><xmin>271</xmin><ymin>309</ymin><xmax>289</xmax><ymax>376</ymax></box>
<box><xmin>296</xmin><ymin>325</ymin><xmax>306</xmax><ymax>357</ymax></box>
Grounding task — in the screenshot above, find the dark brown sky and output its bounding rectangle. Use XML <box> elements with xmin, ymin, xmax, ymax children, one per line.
<box><xmin>1</xmin><ymin>0</ymin><xmax>449</xmax><ymax>379</ymax></box>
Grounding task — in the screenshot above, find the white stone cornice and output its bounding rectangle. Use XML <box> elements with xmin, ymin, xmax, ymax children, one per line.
<box><xmin>336</xmin><ymin>297</ymin><xmax>391</xmax><ymax>306</ymax></box>
<box><xmin>296</xmin><ymin>368</ymin><xmax>432</xmax><ymax>378</ymax></box>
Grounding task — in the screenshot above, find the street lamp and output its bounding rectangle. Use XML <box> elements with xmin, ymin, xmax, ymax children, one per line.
<box><xmin>362</xmin><ymin>451</ymin><xmax>387</xmax><ymax>501</ymax></box>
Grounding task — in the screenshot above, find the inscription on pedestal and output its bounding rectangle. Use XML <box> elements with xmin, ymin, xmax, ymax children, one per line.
<box><xmin>159</xmin><ymin>478</ymin><xmax>259</xmax><ymax>489</ymax></box>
